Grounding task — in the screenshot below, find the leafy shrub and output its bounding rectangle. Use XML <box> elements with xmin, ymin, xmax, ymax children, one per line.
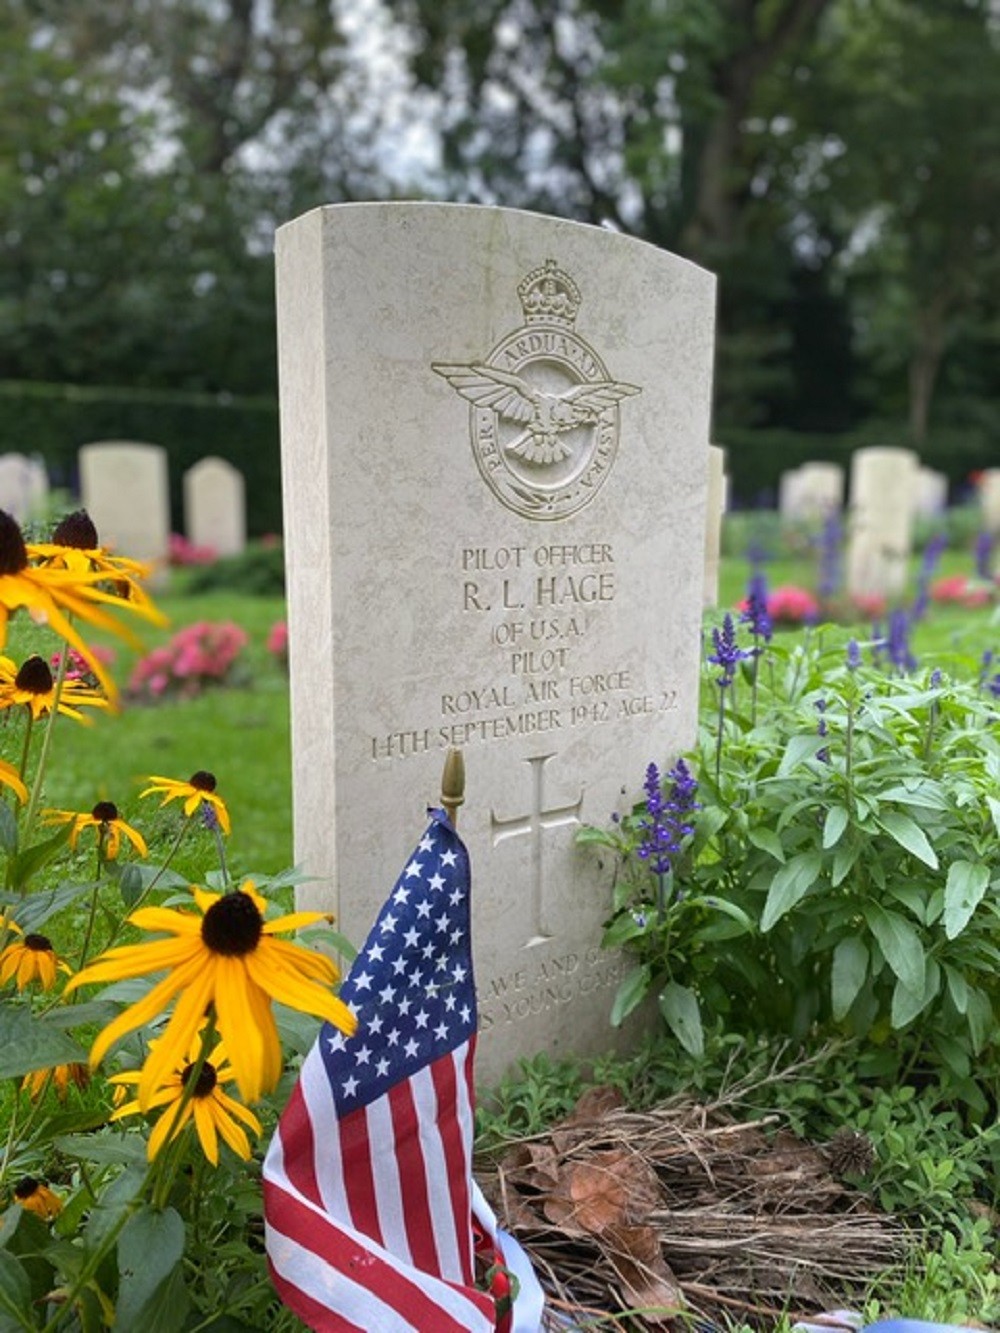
<box><xmin>586</xmin><ymin>627</ymin><xmax>1000</xmax><ymax>1111</ymax></box>
<box><xmin>182</xmin><ymin>539</ymin><xmax>285</xmax><ymax>596</ymax></box>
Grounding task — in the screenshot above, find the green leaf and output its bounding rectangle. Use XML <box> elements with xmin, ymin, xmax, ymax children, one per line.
<box><xmin>831</xmin><ymin>937</ymin><xmax>869</xmax><ymax>1020</ymax></box>
<box><xmin>118</xmin><ymin>863</ymin><xmax>144</xmax><ymax>908</ymax></box>
<box><xmin>0</xmin><ymin>803</ymin><xmax>18</xmax><ymax>857</ymax></box>
<box><xmin>691</xmin><ymin>896</ymin><xmax>754</xmax><ymax>932</ymax></box>
<box><xmin>943</xmin><ymin>963</ymin><xmax>969</xmax><ymax>1015</ymax></box>
<box><xmin>56</xmin><ymin>1132</ymin><xmax>146</xmax><ymax>1169</ymax></box>
<box><xmin>0</xmin><ymin>1006</ymin><xmax>88</xmax><ymax>1080</ymax></box>
<box><xmin>5</xmin><ymin>880</ymin><xmax>94</xmax><ymax>934</ymax></box>
<box><xmin>746</xmin><ymin>827</ymin><xmax>785</xmax><ymax>862</ymax></box>
<box><xmin>574</xmin><ymin>827</ymin><xmax>618</xmax><ymax>848</ymax></box>
<box><xmin>965</xmin><ymin>987</ymin><xmax>992</xmax><ymax>1054</ymax></box>
<box><xmin>862</xmin><ymin>903</ymin><xmax>925</xmax><ymax>995</ymax></box>
<box><xmin>987</xmin><ymin>795</ymin><xmax>1000</xmax><ymax>839</ymax></box>
<box><xmin>822</xmin><ymin>806</ymin><xmax>849</xmax><ymax>850</ymax></box>
<box><xmin>875</xmin><ymin>811</ymin><xmax>938</xmax><ymax>868</ymax></box>
<box><xmin>117</xmin><ymin>1207</ymin><xmax>185</xmax><ymax>1330</ymax></box>
<box><xmin>831</xmin><ymin>839</ymin><xmax>860</xmax><ymax>888</ymax></box>
<box><xmin>5</xmin><ymin>822</ymin><xmax>73</xmax><ymax>892</ymax></box>
<box><xmin>777</xmin><ymin>734</ymin><xmax>829</xmax><ymax>776</ymax></box>
<box><xmin>610</xmin><ymin>964</ymin><xmax>651</xmax><ymax>1026</ymax></box>
<box><xmin>891</xmin><ymin>957</ymin><xmax>940</xmax><ymax>1028</ymax></box>
<box><xmin>0</xmin><ymin>1251</ymin><xmax>33</xmax><ymax>1327</ymax></box>
<box><xmin>84</xmin><ymin>1166</ymin><xmax>146</xmax><ymax>1249</ymax></box>
<box><xmin>658</xmin><ymin>982</ymin><xmax>704</xmax><ymax>1057</ymax></box>
<box><xmin>760</xmin><ymin>852</ymin><xmax>823</xmax><ymax>932</ymax></box>
<box><xmin>942</xmin><ymin>861</ymin><xmax>991</xmax><ymax>940</ymax></box>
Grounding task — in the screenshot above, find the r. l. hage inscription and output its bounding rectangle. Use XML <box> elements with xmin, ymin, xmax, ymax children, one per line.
<box><xmin>368</xmin><ymin>538</ymin><xmax>680</xmax><ymax>762</ymax></box>
<box><xmin>432</xmin><ymin>258</ymin><xmax>640</xmax><ymax>521</ymax></box>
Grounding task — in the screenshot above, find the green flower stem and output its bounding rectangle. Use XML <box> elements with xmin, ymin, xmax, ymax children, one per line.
<box><xmin>22</xmin><ymin>650</ymin><xmax>71</xmax><ymax>845</ymax></box>
<box><xmin>212</xmin><ymin>823</ymin><xmax>230</xmax><ymax>890</ymax></box>
<box><xmin>98</xmin><ymin>816</ymin><xmax>194</xmax><ymax>954</ymax></box>
<box><xmin>714</xmin><ymin>688</ymin><xmax>726</xmax><ymax>786</ymax></box>
<box><xmin>39</xmin><ymin>1186</ymin><xmax>148</xmax><ymax>1333</ymax></box>
<box><xmin>17</xmin><ymin>712</ymin><xmax>33</xmax><ymax>782</ymax></box>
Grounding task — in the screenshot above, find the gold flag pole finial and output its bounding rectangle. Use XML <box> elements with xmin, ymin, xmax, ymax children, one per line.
<box><xmin>440</xmin><ymin>748</ymin><xmax>465</xmax><ymax>827</ymax></box>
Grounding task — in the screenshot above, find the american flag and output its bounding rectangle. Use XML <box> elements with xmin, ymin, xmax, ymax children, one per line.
<box><xmin>263</xmin><ymin>808</ymin><xmax>544</xmax><ymax>1332</ymax></box>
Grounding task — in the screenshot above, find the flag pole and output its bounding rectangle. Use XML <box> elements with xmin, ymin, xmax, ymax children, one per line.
<box><xmin>440</xmin><ymin>747</ymin><xmax>465</xmax><ymax>828</ymax></box>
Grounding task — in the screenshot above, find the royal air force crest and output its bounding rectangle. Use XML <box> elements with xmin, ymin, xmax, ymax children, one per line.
<box><xmin>433</xmin><ymin>259</ymin><xmax>641</xmax><ymax>520</ymax></box>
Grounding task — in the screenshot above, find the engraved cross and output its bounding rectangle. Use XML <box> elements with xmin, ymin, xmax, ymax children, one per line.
<box><xmin>491</xmin><ymin>753</ymin><xmax>584</xmax><ymax>947</ymax></box>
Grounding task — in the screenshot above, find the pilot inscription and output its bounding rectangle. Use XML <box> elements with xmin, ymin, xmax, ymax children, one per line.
<box><xmin>433</xmin><ymin>259</ymin><xmax>640</xmax><ymax>520</ymax></box>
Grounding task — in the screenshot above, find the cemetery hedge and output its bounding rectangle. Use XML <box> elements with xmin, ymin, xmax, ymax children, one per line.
<box><xmin>5</xmin><ymin>379</ymin><xmax>995</xmax><ymax>527</ymax></box>
<box><xmin>0</xmin><ymin>379</ymin><xmax>282</xmax><ymax>536</ymax></box>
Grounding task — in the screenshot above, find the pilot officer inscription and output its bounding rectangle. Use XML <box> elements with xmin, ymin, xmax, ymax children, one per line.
<box><xmin>433</xmin><ymin>259</ymin><xmax>641</xmax><ymax>521</ymax></box>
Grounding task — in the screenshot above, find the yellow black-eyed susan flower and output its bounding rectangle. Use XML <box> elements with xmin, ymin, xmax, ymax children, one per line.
<box><xmin>43</xmin><ymin>801</ymin><xmax>148</xmax><ymax>860</ymax></box>
<box><xmin>110</xmin><ymin>1034</ymin><xmax>261</xmax><ymax>1165</ymax></box>
<box><xmin>0</xmin><ymin>654</ymin><xmax>110</xmax><ymax>722</ymax></box>
<box><xmin>0</xmin><ymin>931</ymin><xmax>70</xmax><ymax>991</ymax></box>
<box><xmin>12</xmin><ymin>1177</ymin><xmax>61</xmax><ymax>1220</ymax></box>
<box><xmin>140</xmin><ymin>771</ymin><xmax>231</xmax><ymax>834</ymax></box>
<box><xmin>21</xmin><ymin>1062</ymin><xmax>90</xmax><ymax>1102</ymax></box>
<box><xmin>30</xmin><ymin>509</ymin><xmax>167</xmax><ymax>628</ymax></box>
<box><xmin>66</xmin><ymin>881</ymin><xmax>355</xmax><ymax>1106</ymax></box>
<box><xmin>0</xmin><ymin>510</ymin><xmax>154</xmax><ymax>700</ymax></box>
<box><xmin>0</xmin><ymin>757</ymin><xmax>27</xmax><ymax>803</ymax></box>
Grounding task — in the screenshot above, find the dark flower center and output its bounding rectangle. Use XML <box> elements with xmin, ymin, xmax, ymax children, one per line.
<box><xmin>13</xmin><ymin>1177</ymin><xmax>39</xmax><ymax>1200</ymax></box>
<box><xmin>25</xmin><ymin>934</ymin><xmax>53</xmax><ymax>952</ymax></box>
<box><xmin>15</xmin><ymin>656</ymin><xmax>53</xmax><ymax>694</ymax></box>
<box><xmin>92</xmin><ymin>801</ymin><xmax>119</xmax><ymax>822</ymax></box>
<box><xmin>181</xmin><ymin>1060</ymin><xmax>218</xmax><ymax>1098</ymax></box>
<box><xmin>200</xmin><ymin>892</ymin><xmax>262</xmax><ymax>956</ymax></box>
<box><xmin>190</xmin><ymin>771</ymin><xmax>217</xmax><ymax>792</ymax></box>
<box><xmin>0</xmin><ymin>511</ymin><xmax>28</xmax><ymax>575</ymax></box>
<box><xmin>52</xmin><ymin>510</ymin><xmax>99</xmax><ymax>550</ymax></box>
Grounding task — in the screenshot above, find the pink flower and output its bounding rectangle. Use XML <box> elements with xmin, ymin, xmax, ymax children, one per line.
<box><xmin>766</xmin><ymin>584</ymin><xmax>819</xmax><ymax>625</ymax></box>
<box><xmin>169</xmin><ymin>534</ymin><xmax>218</xmax><ymax>566</ymax></box>
<box><xmin>852</xmin><ymin>591</ymin><xmax>888</xmax><ymax>619</ymax></box>
<box><xmin>267</xmin><ymin>621</ymin><xmax>288</xmax><ymax>658</ymax></box>
<box><xmin>128</xmin><ymin>621</ymin><xmax>248</xmax><ymax>702</ymax></box>
<box><xmin>930</xmin><ymin>575</ymin><xmax>993</xmax><ymax>608</ymax></box>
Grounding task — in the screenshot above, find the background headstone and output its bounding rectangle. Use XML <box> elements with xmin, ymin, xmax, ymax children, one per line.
<box><xmin>845</xmin><ymin>446</ymin><xmax>919</xmax><ymax>599</ymax></box>
<box><xmin>796</xmin><ymin>462</ymin><xmax>844</xmax><ymax>519</ymax></box>
<box><xmin>0</xmin><ymin>453</ymin><xmax>49</xmax><ymax>526</ymax></box>
<box><xmin>79</xmin><ymin>441</ymin><xmax>171</xmax><ymax>581</ymax></box>
<box><xmin>184</xmin><ymin>456</ymin><xmax>246</xmax><ymax>557</ymax></box>
<box><xmin>703</xmin><ymin>445</ymin><xmax>726</xmax><ymax>607</ymax></box>
<box><xmin>778</xmin><ymin>467</ymin><xmax>805</xmax><ymax>520</ymax></box>
<box><xmin>277</xmin><ymin>202</ymin><xmax>716</xmax><ymax>1086</ymax></box>
<box><xmin>915</xmin><ymin>467</ymin><xmax>948</xmax><ymax>518</ymax></box>
<box><xmin>979</xmin><ymin>468</ymin><xmax>1000</xmax><ymax>533</ymax></box>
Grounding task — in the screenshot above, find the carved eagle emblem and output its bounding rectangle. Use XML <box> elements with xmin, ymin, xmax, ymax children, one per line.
<box><xmin>432</xmin><ymin>363</ymin><xmax>641</xmax><ymax>466</ymax></box>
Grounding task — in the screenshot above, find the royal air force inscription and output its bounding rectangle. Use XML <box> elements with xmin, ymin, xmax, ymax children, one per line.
<box><xmin>369</xmin><ymin>540</ymin><xmax>679</xmax><ymax>761</ymax></box>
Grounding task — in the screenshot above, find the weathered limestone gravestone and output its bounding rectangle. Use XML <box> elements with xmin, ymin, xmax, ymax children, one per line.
<box><xmin>703</xmin><ymin>445</ymin><xmax>726</xmax><ymax>608</ymax></box>
<box><xmin>780</xmin><ymin>462</ymin><xmax>843</xmax><ymax>523</ymax></box>
<box><xmin>0</xmin><ymin>454</ymin><xmax>49</xmax><ymax>526</ymax></box>
<box><xmin>915</xmin><ymin>467</ymin><xmax>948</xmax><ymax>518</ymax></box>
<box><xmin>184</xmin><ymin>456</ymin><xmax>246</xmax><ymax>557</ymax></box>
<box><xmin>276</xmin><ymin>202</ymin><xmax>716</xmax><ymax>1085</ymax></box>
<box><xmin>79</xmin><ymin>442</ymin><xmax>171</xmax><ymax>582</ymax></box>
<box><xmin>980</xmin><ymin>469</ymin><xmax>1000</xmax><ymax>534</ymax></box>
<box><xmin>845</xmin><ymin>446</ymin><xmax>919</xmax><ymax>600</ymax></box>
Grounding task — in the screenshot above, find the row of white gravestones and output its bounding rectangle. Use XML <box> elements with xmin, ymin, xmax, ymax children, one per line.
<box><xmin>276</xmin><ymin>202</ymin><xmax>716</xmax><ymax>1087</ymax></box>
<box><xmin>778</xmin><ymin>460</ymin><xmax>950</xmax><ymax>527</ymax></box>
<box><xmin>77</xmin><ymin>444</ymin><xmax>246</xmax><ymax>567</ymax></box>
<box><xmin>0</xmin><ymin>454</ymin><xmax>49</xmax><ymax>525</ymax></box>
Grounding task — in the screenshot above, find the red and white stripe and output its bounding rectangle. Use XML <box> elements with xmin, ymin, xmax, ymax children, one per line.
<box><xmin>263</xmin><ymin>1034</ymin><xmax>496</xmax><ymax>1333</ymax></box>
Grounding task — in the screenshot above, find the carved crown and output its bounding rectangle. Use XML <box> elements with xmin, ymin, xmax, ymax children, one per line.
<box><xmin>517</xmin><ymin>259</ymin><xmax>581</xmax><ymax>327</ymax></box>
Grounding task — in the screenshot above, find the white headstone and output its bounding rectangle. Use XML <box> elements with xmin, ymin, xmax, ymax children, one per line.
<box><xmin>778</xmin><ymin>467</ymin><xmax>805</xmax><ymax>519</ymax></box>
<box><xmin>979</xmin><ymin>469</ymin><xmax>1000</xmax><ymax>534</ymax></box>
<box><xmin>79</xmin><ymin>442</ymin><xmax>171</xmax><ymax>580</ymax></box>
<box><xmin>183</xmin><ymin>456</ymin><xmax>246</xmax><ymax>557</ymax></box>
<box><xmin>703</xmin><ymin>445</ymin><xmax>726</xmax><ymax>608</ymax></box>
<box><xmin>0</xmin><ymin>454</ymin><xmax>49</xmax><ymax>526</ymax></box>
<box><xmin>277</xmin><ymin>202</ymin><xmax>716</xmax><ymax>1085</ymax></box>
<box><xmin>846</xmin><ymin>447</ymin><xmax>919</xmax><ymax>599</ymax></box>
<box><xmin>915</xmin><ymin>467</ymin><xmax>948</xmax><ymax>518</ymax></box>
<box><xmin>797</xmin><ymin>462</ymin><xmax>844</xmax><ymax>519</ymax></box>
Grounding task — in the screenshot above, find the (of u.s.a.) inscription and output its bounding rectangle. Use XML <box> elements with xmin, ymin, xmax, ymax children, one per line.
<box><xmin>433</xmin><ymin>259</ymin><xmax>640</xmax><ymax>520</ymax></box>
